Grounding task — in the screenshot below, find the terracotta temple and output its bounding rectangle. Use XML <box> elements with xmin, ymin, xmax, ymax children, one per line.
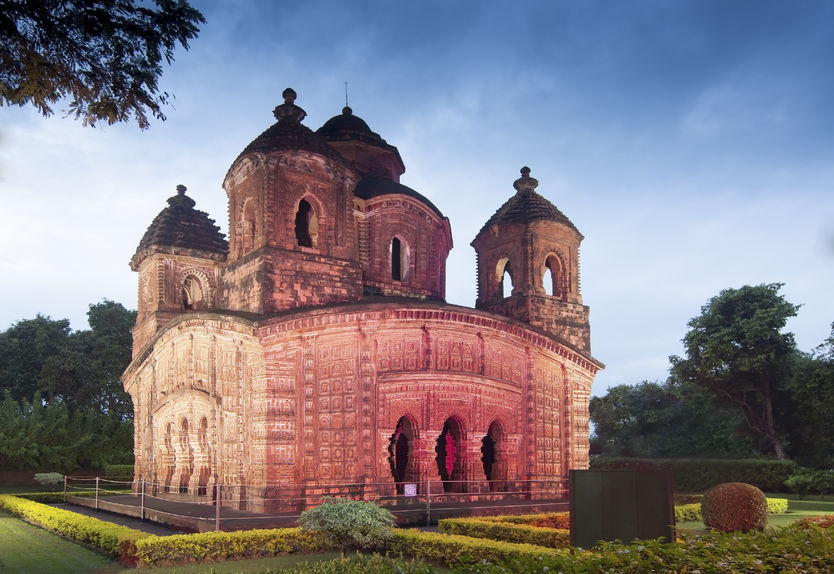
<box><xmin>122</xmin><ymin>88</ymin><xmax>602</xmax><ymax>511</ymax></box>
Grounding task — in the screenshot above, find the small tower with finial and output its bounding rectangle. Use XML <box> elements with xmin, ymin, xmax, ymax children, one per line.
<box><xmin>471</xmin><ymin>167</ymin><xmax>591</xmax><ymax>353</ymax></box>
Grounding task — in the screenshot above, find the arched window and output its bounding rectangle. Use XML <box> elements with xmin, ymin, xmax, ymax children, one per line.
<box><xmin>182</xmin><ymin>275</ymin><xmax>204</xmax><ymax>310</ymax></box>
<box><xmin>391</xmin><ymin>236</ymin><xmax>409</xmax><ymax>281</ymax></box>
<box><xmin>295</xmin><ymin>198</ymin><xmax>318</xmax><ymax>248</ymax></box>
<box><xmin>544</xmin><ymin>254</ymin><xmax>566</xmax><ymax>300</ymax></box>
<box><xmin>497</xmin><ymin>258</ymin><xmax>514</xmax><ymax>298</ymax></box>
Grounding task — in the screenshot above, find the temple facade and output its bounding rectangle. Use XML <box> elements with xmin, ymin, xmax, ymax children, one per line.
<box><xmin>122</xmin><ymin>89</ymin><xmax>602</xmax><ymax>511</ymax></box>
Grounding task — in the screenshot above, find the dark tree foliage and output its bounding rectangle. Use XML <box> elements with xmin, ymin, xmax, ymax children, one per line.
<box><xmin>783</xmin><ymin>324</ymin><xmax>834</xmax><ymax>468</ymax></box>
<box><xmin>0</xmin><ymin>392</ymin><xmax>133</xmax><ymax>471</ymax></box>
<box><xmin>0</xmin><ymin>0</ymin><xmax>204</xmax><ymax>128</ymax></box>
<box><xmin>590</xmin><ymin>381</ymin><xmax>759</xmax><ymax>459</ymax></box>
<box><xmin>0</xmin><ymin>300</ymin><xmax>136</xmax><ymax>419</ymax></box>
<box><xmin>670</xmin><ymin>283</ymin><xmax>799</xmax><ymax>460</ymax></box>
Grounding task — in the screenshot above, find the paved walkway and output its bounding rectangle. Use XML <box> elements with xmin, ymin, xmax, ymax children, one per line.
<box><xmin>64</xmin><ymin>493</ymin><xmax>569</xmax><ymax>533</ymax></box>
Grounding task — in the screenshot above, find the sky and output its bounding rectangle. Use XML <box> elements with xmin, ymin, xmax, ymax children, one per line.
<box><xmin>1</xmin><ymin>0</ymin><xmax>833</xmax><ymax>398</ymax></box>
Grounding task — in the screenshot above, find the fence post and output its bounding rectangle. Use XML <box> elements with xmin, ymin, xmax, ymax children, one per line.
<box><xmin>215</xmin><ymin>483</ymin><xmax>221</xmax><ymax>532</ymax></box>
<box><xmin>140</xmin><ymin>479</ymin><xmax>145</xmax><ymax>521</ymax></box>
<box><xmin>63</xmin><ymin>475</ymin><xmax>67</xmax><ymax>502</ymax></box>
<box><xmin>95</xmin><ymin>477</ymin><xmax>99</xmax><ymax>510</ymax></box>
<box><xmin>425</xmin><ymin>477</ymin><xmax>431</xmax><ymax>526</ymax></box>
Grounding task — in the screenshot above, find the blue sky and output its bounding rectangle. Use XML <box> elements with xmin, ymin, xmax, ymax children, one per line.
<box><xmin>1</xmin><ymin>0</ymin><xmax>832</xmax><ymax>396</ymax></box>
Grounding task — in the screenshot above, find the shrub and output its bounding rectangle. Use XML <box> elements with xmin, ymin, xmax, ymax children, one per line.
<box><xmin>278</xmin><ymin>553</ymin><xmax>440</xmax><ymax>573</ymax></box>
<box><xmin>701</xmin><ymin>482</ymin><xmax>768</xmax><ymax>532</ymax></box>
<box><xmin>134</xmin><ymin>527</ymin><xmax>331</xmax><ymax>566</ymax></box>
<box><xmin>478</xmin><ymin>511</ymin><xmax>570</xmax><ymax>529</ymax></box>
<box><xmin>785</xmin><ymin>469</ymin><xmax>818</xmax><ymax>499</ymax></box>
<box><xmin>33</xmin><ymin>472</ymin><xmax>64</xmax><ymax>490</ymax></box>
<box><xmin>675</xmin><ymin>497</ymin><xmax>786</xmax><ymax>523</ymax></box>
<box><xmin>438</xmin><ymin>517</ymin><xmax>570</xmax><ymax>548</ymax></box>
<box><xmin>103</xmin><ymin>464</ymin><xmax>134</xmax><ymax>480</ymax></box>
<box><xmin>298</xmin><ymin>497</ymin><xmax>395</xmax><ymax>553</ymax></box>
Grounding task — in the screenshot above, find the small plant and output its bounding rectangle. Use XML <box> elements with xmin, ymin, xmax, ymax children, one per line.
<box><xmin>299</xmin><ymin>497</ymin><xmax>396</xmax><ymax>554</ymax></box>
<box><xmin>33</xmin><ymin>472</ymin><xmax>64</xmax><ymax>490</ymax></box>
<box><xmin>701</xmin><ymin>482</ymin><xmax>768</xmax><ymax>532</ymax></box>
<box><xmin>785</xmin><ymin>469</ymin><xmax>817</xmax><ymax>499</ymax></box>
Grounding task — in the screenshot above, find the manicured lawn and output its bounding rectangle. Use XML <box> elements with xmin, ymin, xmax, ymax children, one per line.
<box><xmin>0</xmin><ymin>510</ymin><xmax>116</xmax><ymax>574</ymax></box>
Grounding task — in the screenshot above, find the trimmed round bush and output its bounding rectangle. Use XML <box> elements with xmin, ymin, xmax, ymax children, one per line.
<box><xmin>701</xmin><ymin>482</ymin><xmax>768</xmax><ymax>532</ymax></box>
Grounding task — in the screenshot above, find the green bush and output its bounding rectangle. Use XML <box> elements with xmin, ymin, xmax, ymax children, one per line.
<box><xmin>786</xmin><ymin>469</ymin><xmax>818</xmax><ymax>499</ymax></box>
<box><xmin>273</xmin><ymin>553</ymin><xmax>440</xmax><ymax>573</ymax></box>
<box><xmin>768</xmin><ymin>497</ymin><xmax>789</xmax><ymax>514</ymax></box>
<box><xmin>701</xmin><ymin>482</ymin><xmax>768</xmax><ymax>532</ymax></box>
<box><xmin>439</xmin><ymin>517</ymin><xmax>570</xmax><ymax>548</ymax></box>
<box><xmin>134</xmin><ymin>527</ymin><xmax>331</xmax><ymax>566</ymax></box>
<box><xmin>478</xmin><ymin>511</ymin><xmax>570</xmax><ymax>529</ymax></box>
<box><xmin>0</xmin><ymin>494</ymin><xmax>149</xmax><ymax>562</ymax></box>
<box><xmin>103</xmin><ymin>464</ymin><xmax>134</xmax><ymax>480</ymax></box>
<box><xmin>33</xmin><ymin>472</ymin><xmax>64</xmax><ymax>489</ymax></box>
<box><xmin>591</xmin><ymin>457</ymin><xmax>796</xmax><ymax>492</ymax></box>
<box><xmin>299</xmin><ymin>497</ymin><xmax>395</xmax><ymax>553</ymax></box>
<box><xmin>389</xmin><ymin>529</ymin><xmax>568</xmax><ymax>567</ymax></box>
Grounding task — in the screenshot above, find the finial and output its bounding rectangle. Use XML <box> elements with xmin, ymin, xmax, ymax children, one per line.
<box><xmin>176</xmin><ymin>184</ymin><xmax>187</xmax><ymax>194</ymax></box>
<box><xmin>273</xmin><ymin>87</ymin><xmax>307</xmax><ymax>123</ymax></box>
<box><xmin>344</xmin><ymin>81</ymin><xmax>349</xmax><ymax>108</ymax></box>
<box><xmin>513</xmin><ymin>166</ymin><xmax>539</xmax><ymax>193</ymax></box>
<box><xmin>342</xmin><ymin>105</ymin><xmax>353</xmax><ymax>115</ymax></box>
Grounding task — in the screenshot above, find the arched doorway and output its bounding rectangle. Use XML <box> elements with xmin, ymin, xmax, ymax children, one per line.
<box><xmin>435</xmin><ymin>417</ymin><xmax>465</xmax><ymax>492</ymax></box>
<box><xmin>388</xmin><ymin>416</ymin><xmax>417</xmax><ymax>494</ymax></box>
<box><xmin>481</xmin><ymin>420</ymin><xmax>505</xmax><ymax>491</ymax></box>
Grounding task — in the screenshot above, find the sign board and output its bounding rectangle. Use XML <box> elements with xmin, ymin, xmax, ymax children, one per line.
<box><xmin>570</xmin><ymin>469</ymin><xmax>675</xmax><ymax>549</ymax></box>
<box><xmin>403</xmin><ymin>483</ymin><xmax>417</xmax><ymax>497</ymax></box>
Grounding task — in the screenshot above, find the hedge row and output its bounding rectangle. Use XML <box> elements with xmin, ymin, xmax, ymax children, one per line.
<box><xmin>675</xmin><ymin>497</ymin><xmax>788</xmax><ymax>522</ymax></box>
<box><xmin>438</xmin><ymin>517</ymin><xmax>570</xmax><ymax>548</ymax></box>
<box><xmin>590</xmin><ymin>457</ymin><xmax>796</xmax><ymax>492</ymax></box>
<box><xmin>397</xmin><ymin>522</ymin><xmax>834</xmax><ymax>572</ymax></box>
<box><xmin>134</xmin><ymin>528</ymin><xmax>333</xmax><ymax>566</ymax></box>
<box><xmin>478</xmin><ymin>511</ymin><xmax>570</xmax><ymax>529</ymax></box>
<box><xmin>0</xmin><ymin>494</ymin><xmax>148</xmax><ymax>562</ymax></box>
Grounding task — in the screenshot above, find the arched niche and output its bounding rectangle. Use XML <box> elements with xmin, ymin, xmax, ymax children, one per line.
<box><xmin>481</xmin><ymin>419</ymin><xmax>507</xmax><ymax>491</ymax></box>
<box><xmin>543</xmin><ymin>253</ymin><xmax>567</xmax><ymax>300</ymax></box>
<box><xmin>388</xmin><ymin>415</ymin><xmax>418</xmax><ymax>494</ymax></box>
<box><xmin>435</xmin><ymin>416</ymin><xmax>466</xmax><ymax>492</ymax></box>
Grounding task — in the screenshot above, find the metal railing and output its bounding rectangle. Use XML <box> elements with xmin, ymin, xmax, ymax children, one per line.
<box><xmin>63</xmin><ymin>475</ymin><xmax>568</xmax><ymax>531</ymax></box>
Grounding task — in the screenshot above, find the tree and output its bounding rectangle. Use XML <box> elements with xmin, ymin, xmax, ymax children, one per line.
<box><xmin>670</xmin><ymin>283</ymin><xmax>799</xmax><ymax>460</ymax></box>
<box><xmin>590</xmin><ymin>380</ymin><xmax>758</xmax><ymax>459</ymax></box>
<box><xmin>0</xmin><ymin>300</ymin><xmax>136</xmax><ymax>419</ymax></box>
<box><xmin>0</xmin><ymin>0</ymin><xmax>204</xmax><ymax>128</ymax></box>
<box><xmin>782</xmin><ymin>323</ymin><xmax>834</xmax><ymax>468</ymax></box>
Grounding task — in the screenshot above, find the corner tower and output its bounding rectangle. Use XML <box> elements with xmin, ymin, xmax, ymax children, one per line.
<box><xmin>471</xmin><ymin>167</ymin><xmax>591</xmax><ymax>353</ymax></box>
<box><xmin>129</xmin><ymin>185</ymin><xmax>228</xmax><ymax>355</ymax></box>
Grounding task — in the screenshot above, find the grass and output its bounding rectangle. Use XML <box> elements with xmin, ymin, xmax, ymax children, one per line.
<box><xmin>0</xmin><ymin>509</ymin><xmax>116</xmax><ymax>574</ymax></box>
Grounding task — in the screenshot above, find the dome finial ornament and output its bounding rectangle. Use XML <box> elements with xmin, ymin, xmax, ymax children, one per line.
<box><xmin>513</xmin><ymin>166</ymin><xmax>539</xmax><ymax>192</ymax></box>
<box><xmin>176</xmin><ymin>184</ymin><xmax>187</xmax><ymax>195</ymax></box>
<box><xmin>273</xmin><ymin>87</ymin><xmax>307</xmax><ymax>124</ymax></box>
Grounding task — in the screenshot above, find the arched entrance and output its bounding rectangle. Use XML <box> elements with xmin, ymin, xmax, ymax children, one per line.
<box><xmin>435</xmin><ymin>417</ymin><xmax>465</xmax><ymax>492</ymax></box>
<box><xmin>388</xmin><ymin>416</ymin><xmax>417</xmax><ymax>494</ymax></box>
<box><xmin>481</xmin><ymin>420</ymin><xmax>506</xmax><ymax>491</ymax></box>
